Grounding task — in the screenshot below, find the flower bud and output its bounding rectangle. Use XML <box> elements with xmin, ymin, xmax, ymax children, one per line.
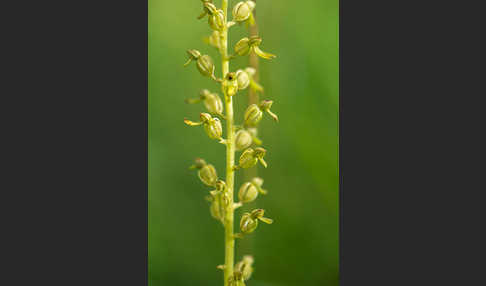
<box><xmin>243</xmin><ymin>104</ymin><xmax>263</xmax><ymax>127</ymax></box>
<box><xmin>205</xmin><ymin>31</ymin><xmax>221</xmax><ymax>49</ymax></box>
<box><xmin>203</xmin><ymin>116</ymin><xmax>223</xmax><ymax>140</ymax></box>
<box><xmin>196</xmin><ymin>54</ymin><xmax>215</xmax><ymax>78</ymax></box>
<box><xmin>185</xmin><ymin>113</ymin><xmax>223</xmax><ymax>141</ymax></box>
<box><xmin>234</xmin><ymin>37</ymin><xmax>251</xmax><ymax>56</ymax></box>
<box><xmin>235</xmin><ymin>255</ymin><xmax>254</xmax><ymax>281</ymax></box>
<box><xmin>222</xmin><ymin>72</ymin><xmax>239</xmax><ymax>96</ymax></box>
<box><xmin>201</xmin><ymin>90</ymin><xmax>224</xmax><ymax>115</ymax></box>
<box><xmin>238</xmin><ymin>182</ymin><xmax>258</xmax><ymax>203</ymax></box>
<box><xmin>209</xmin><ymin>9</ymin><xmax>225</xmax><ymax>31</ymax></box>
<box><xmin>235</xmin><ymin>69</ymin><xmax>250</xmax><ymax>90</ymax></box>
<box><xmin>232</xmin><ymin>1</ymin><xmax>256</xmax><ymax>22</ymax></box>
<box><xmin>209</xmin><ymin>193</ymin><xmax>226</xmax><ymax>223</ymax></box>
<box><xmin>199</xmin><ymin>163</ymin><xmax>218</xmax><ymax>187</ymax></box>
<box><xmin>235</xmin><ymin>129</ymin><xmax>252</xmax><ymax>151</ymax></box>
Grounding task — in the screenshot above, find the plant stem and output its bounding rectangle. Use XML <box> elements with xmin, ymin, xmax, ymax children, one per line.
<box><xmin>220</xmin><ymin>1</ymin><xmax>234</xmax><ymax>286</ymax></box>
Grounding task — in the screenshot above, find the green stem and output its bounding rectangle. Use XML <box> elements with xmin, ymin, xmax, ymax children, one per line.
<box><xmin>220</xmin><ymin>1</ymin><xmax>234</xmax><ymax>286</ymax></box>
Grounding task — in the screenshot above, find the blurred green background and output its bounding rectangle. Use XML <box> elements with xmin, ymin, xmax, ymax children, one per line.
<box><xmin>149</xmin><ymin>1</ymin><xmax>338</xmax><ymax>285</ymax></box>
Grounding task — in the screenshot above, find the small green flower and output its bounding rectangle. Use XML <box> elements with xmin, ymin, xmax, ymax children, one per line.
<box><xmin>236</xmin><ymin>147</ymin><xmax>267</xmax><ymax>169</ymax></box>
<box><xmin>239</xmin><ymin>208</ymin><xmax>273</xmax><ymax>234</ymax></box>
<box><xmin>238</xmin><ymin>177</ymin><xmax>267</xmax><ymax>203</ymax></box>
<box><xmin>235</xmin><ymin>129</ymin><xmax>253</xmax><ymax>151</ymax></box>
<box><xmin>184</xmin><ymin>113</ymin><xmax>223</xmax><ymax>141</ymax></box>
<box><xmin>184</xmin><ymin>50</ymin><xmax>216</xmax><ymax>79</ymax></box>
<box><xmin>186</xmin><ymin>89</ymin><xmax>224</xmax><ymax>117</ymax></box>
<box><xmin>234</xmin><ymin>36</ymin><xmax>276</xmax><ymax>59</ymax></box>
<box><xmin>222</xmin><ymin>72</ymin><xmax>239</xmax><ymax>96</ymax></box>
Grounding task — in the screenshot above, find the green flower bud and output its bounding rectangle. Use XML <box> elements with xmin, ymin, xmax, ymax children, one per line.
<box><xmin>238</xmin><ymin>182</ymin><xmax>258</xmax><ymax>203</ymax></box>
<box><xmin>235</xmin><ymin>69</ymin><xmax>250</xmax><ymax>90</ymax></box>
<box><xmin>184</xmin><ymin>113</ymin><xmax>223</xmax><ymax>141</ymax></box>
<box><xmin>222</xmin><ymin>72</ymin><xmax>239</xmax><ymax>96</ymax></box>
<box><xmin>235</xmin><ymin>129</ymin><xmax>252</xmax><ymax>151</ymax></box>
<box><xmin>204</xmin><ymin>31</ymin><xmax>221</xmax><ymax>49</ymax></box>
<box><xmin>201</xmin><ymin>89</ymin><xmax>224</xmax><ymax>115</ymax></box>
<box><xmin>243</xmin><ymin>104</ymin><xmax>263</xmax><ymax>126</ymax></box>
<box><xmin>209</xmin><ymin>193</ymin><xmax>227</xmax><ymax>223</ymax></box>
<box><xmin>232</xmin><ymin>1</ymin><xmax>256</xmax><ymax>22</ymax></box>
<box><xmin>238</xmin><ymin>177</ymin><xmax>267</xmax><ymax>201</ymax></box>
<box><xmin>208</xmin><ymin>9</ymin><xmax>225</xmax><ymax>31</ymax></box>
<box><xmin>199</xmin><ymin>163</ymin><xmax>218</xmax><ymax>187</ymax></box>
<box><xmin>200</xmin><ymin>113</ymin><xmax>223</xmax><ymax>140</ymax></box>
<box><xmin>235</xmin><ymin>255</ymin><xmax>254</xmax><ymax>281</ymax></box>
<box><xmin>196</xmin><ymin>54</ymin><xmax>215</xmax><ymax>78</ymax></box>
<box><xmin>234</xmin><ymin>37</ymin><xmax>251</xmax><ymax>56</ymax></box>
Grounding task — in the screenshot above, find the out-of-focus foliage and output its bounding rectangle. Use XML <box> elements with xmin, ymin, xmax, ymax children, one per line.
<box><xmin>149</xmin><ymin>0</ymin><xmax>338</xmax><ymax>285</ymax></box>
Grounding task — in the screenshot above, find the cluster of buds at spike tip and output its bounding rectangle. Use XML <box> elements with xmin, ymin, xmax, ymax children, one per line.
<box><xmin>235</xmin><ymin>147</ymin><xmax>267</xmax><ymax>169</ymax></box>
<box><xmin>239</xmin><ymin>209</ymin><xmax>273</xmax><ymax>235</ymax></box>
<box><xmin>234</xmin><ymin>36</ymin><xmax>276</xmax><ymax>60</ymax></box>
<box><xmin>232</xmin><ymin>1</ymin><xmax>256</xmax><ymax>24</ymax></box>
<box><xmin>238</xmin><ymin>177</ymin><xmax>267</xmax><ymax>203</ymax></box>
<box><xmin>184</xmin><ymin>49</ymin><xmax>218</xmax><ymax>81</ymax></box>
<box><xmin>243</xmin><ymin>100</ymin><xmax>279</xmax><ymax>127</ymax></box>
<box><xmin>185</xmin><ymin>89</ymin><xmax>224</xmax><ymax>117</ymax></box>
<box><xmin>184</xmin><ymin>113</ymin><xmax>223</xmax><ymax>141</ymax></box>
<box><xmin>190</xmin><ymin>158</ymin><xmax>218</xmax><ymax>187</ymax></box>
